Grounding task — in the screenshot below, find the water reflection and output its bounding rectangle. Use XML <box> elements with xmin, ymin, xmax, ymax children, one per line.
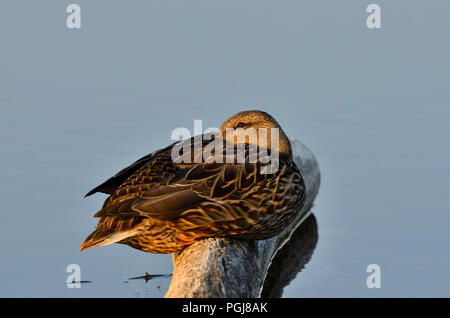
<box><xmin>126</xmin><ymin>273</ymin><xmax>172</xmax><ymax>284</ymax></box>
<box><xmin>123</xmin><ymin>274</ymin><xmax>172</xmax><ymax>297</ymax></box>
<box><xmin>261</xmin><ymin>213</ymin><xmax>318</xmax><ymax>298</ymax></box>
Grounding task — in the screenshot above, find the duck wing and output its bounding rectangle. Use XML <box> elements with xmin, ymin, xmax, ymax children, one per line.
<box><xmin>84</xmin><ymin>144</ymin><xmax>173</xmax><ymax>197</ymax></box>
<box><xmin>93</xmin><ymin>161</ymin><xmax>262</xmax><ymax>220</ymax></box>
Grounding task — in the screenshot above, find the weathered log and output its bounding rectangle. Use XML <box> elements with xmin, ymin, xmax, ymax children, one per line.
<box><xmin>165</xmin><ymin>139</ymin><xmax>321</xmax><ymax>298</ymax></box>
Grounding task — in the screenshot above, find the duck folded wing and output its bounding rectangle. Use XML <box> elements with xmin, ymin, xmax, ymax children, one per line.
<box><xmin>84</xmin><ymin>144</ymin><xmax>173</xmax><ymax>197</ymax></box>
<box><xmin>93</xmin><ymin>161</ymin><xmax>265</xmax><ymax>221</ymax></box>
<box><xmin>94</xmin><ymin>186</ymin><xmax>206</xmax><ymax>221</ymax></box>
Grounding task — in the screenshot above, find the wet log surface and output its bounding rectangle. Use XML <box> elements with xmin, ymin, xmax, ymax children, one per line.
<box><xmin>165</xmin><ymin>140</ymin><xmax>321</xmax><ymax>298</ymax></box>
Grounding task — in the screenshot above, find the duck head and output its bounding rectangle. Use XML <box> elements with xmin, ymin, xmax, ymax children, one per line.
<box><xmin>219</xmin><ymin>110</ymin><xmax>292</xmax><ymax>157</ymax></box>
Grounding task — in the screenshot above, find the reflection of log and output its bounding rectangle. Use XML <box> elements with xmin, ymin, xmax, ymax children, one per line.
<box><xmin>165</xmin><ymin>140</ymin><xmax>321</xmax><ymax>298</ymax></box>
<box><xmin>261</xmin><ymin>213</ymin><xmax>318</xmax><ymax>297</ymax></box>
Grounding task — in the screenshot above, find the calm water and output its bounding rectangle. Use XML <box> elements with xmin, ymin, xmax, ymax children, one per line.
<box><xmin>1</xmin><ymin>1</ymin><xmax>449</xmax><ymax>297</ymax></box>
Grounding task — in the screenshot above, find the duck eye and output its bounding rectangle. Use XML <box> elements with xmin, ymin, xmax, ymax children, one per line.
<box><xmin>236</xmin><ymin>122</ymin><xmax>246</xmax><ymax>128</ymax></box>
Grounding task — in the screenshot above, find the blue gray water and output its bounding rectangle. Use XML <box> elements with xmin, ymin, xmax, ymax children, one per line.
<box><xmin>1</xmin><ymin>1</ymin><xmax>449</xmax><ymax>297</ymax></box>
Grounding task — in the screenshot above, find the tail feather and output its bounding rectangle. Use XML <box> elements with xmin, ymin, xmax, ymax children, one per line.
<box><xmin>80</xmin><ymin>229</ymin><xmax>138</xmax><ymax>251</ymax></box>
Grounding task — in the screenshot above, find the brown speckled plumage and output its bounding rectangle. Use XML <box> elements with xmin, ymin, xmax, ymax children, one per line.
<box><xmin>80</xmin><ymin>111</ymin><xmax>306</xmax><ymax>253</ymax></box>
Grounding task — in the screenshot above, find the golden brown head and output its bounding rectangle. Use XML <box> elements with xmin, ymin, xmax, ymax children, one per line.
<box><xmin>219</xmin><ymin>110</ymin><xmax>292</xmax><ymax>156</ymax></box>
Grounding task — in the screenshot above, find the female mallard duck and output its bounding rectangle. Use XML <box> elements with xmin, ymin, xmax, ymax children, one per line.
<box><xmin>80</xmin><ymin>110</ymin><xmax>305</xmax><ymax>253</ymax></box>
